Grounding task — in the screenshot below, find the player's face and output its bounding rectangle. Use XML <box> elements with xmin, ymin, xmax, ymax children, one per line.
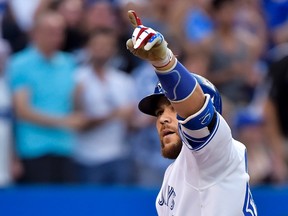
<box><xmin>155</xmin><ymin>97</ymin><xmax>182</xmax><ymax>159</ymax></box>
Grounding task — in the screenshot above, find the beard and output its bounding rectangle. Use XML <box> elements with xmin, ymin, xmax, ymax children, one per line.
<box><xmin>161</xmin><ymin>139</ymin><xmax>182</xmax><ymax>160</ymax></box>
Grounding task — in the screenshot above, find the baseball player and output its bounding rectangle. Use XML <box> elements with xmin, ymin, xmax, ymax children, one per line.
<box><xmin>126</xmin><ymin>10</ymin><xmax>258</xmax><ymax>216</ymax></box>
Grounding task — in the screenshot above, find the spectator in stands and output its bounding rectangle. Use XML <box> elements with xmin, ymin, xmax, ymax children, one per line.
<box><xmin>8</xmin><ymin>0</ymin><xmax>42</xmax><ymax>32</ymax></box>
<box><xmin>35</xmin><ymin>0</ymin><xmax>86</xmax><ymax>53</ymax></box>
<box><xmin>262</xmin><ymin>0</ymin><xmax>288</xmax><ymax>48</ymax></box>
<box><xmin>73</xmin><ymin>27</ymin><xmax>136</xmax><ymax>185</ymax></box>
<box><xmin>206</xmin><ymin>0</ymin><xmax>255</xmax><ymax>103</ymax></box>
<box><xmin>7</xmin><ymin>11</ymin><xmax>86</xmax><ymax>183</ymax></box>
<box><xmin>263</xmin><ymin>55</ymin><xmax>288</xmax><ymax>184</ymax></box>
<box><xmin>234</xmin><ymin>0</ymin><xmax>267</xmax><ymax>59</ymax></box>
<box><xmin>204</xmin><ymin>0</ymin><xmax>261</xmax><ymax>123</ymax></box>
<box><xmin>234</xmin><ymin>107</ymin><xmax>272</xmax><ymax>185</ymax></box>
<box><xmin>167</xmin><ymin>0</ymin><xmax>213</xmax><ymax>74</ymax></box>
<box><xmin>0</xmin><ymin>39</ymin><xmax>22</xmax><ymax>187</ymax></box>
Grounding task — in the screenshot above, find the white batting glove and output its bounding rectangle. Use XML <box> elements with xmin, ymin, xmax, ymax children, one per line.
<box><xmin>126</xmin><ymin>10</ymin><xmax>173</xmax><ymax>68</ymax></box>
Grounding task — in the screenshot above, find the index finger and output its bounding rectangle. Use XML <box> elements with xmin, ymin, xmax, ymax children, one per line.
<box><xmin>128</xmin><ymin>10</ymin><xmax>142</xmax><ymax>28</ymax></box>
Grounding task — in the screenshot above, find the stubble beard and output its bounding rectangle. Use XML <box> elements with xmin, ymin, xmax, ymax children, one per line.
<box><xmin>161</xmin><ymin>139</ymin><xmax>182</xmax><ymax>160</ymax></box>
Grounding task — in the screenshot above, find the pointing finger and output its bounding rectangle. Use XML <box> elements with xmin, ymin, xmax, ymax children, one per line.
<box><xmin>128</xmin><ymin>10</ymin><xmax>142</xmax><ymax>28</ymax></box>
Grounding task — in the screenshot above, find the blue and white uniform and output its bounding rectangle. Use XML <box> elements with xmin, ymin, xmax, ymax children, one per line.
<box><xmin>156</xmin><ymin>112</ymin><xmax>257</xmax><ymax>216</ymax></box>
<box><xmin>154</xmin><ymin>62</ymin><xmax>257</xmax><ymax>216</ymax></box>
<box><xmin>130</xmin><ymin>18</ymin><xmax>258</xmax><ymax>215</ymax></box>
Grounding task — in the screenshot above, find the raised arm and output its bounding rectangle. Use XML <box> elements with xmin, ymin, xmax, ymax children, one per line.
<box><xmin>126</xmin><ymin>10</ymin><xmax>205</xmax><ymax>119</ymax></box>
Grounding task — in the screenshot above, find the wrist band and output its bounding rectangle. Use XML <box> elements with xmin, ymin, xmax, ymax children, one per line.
<box><xmin>177</xmin><ymin>94</ymin><xmax>215</xmax><ymax>130</ymax></box>
<box><xmin>151</xmin><ymin>49</ymin><xmax>173</xmax><ymax>68</ymax></box>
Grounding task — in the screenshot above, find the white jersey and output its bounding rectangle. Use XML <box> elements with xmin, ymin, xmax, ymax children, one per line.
<box><xmin>156</xmin><ymin>113</ymin><xmax>257</xmax><ymax>216</ymax></box>
<box><xmin>73</xmin><ymin>65</ymin><xmax>136</xmax><ymax>165</ymax></box>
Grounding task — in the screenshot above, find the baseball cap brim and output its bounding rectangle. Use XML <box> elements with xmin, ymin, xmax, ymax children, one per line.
<box><xmin>138</xmin><ymin>93</ymin><xmax>165</xmax><ymax>116</ymax></box>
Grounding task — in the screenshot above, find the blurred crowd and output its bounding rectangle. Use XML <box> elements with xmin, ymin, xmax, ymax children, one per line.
<box><xmin>1</xmin><ymin>0</ymin><xmax>288</xmax><ymax>188</ymax></box>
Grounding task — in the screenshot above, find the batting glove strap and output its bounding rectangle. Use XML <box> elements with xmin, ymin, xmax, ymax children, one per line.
<box><xmin>156</xmin><ymin>60</ymin><xmax>197</xmax><ymax>102</ymax></box>
<box><xmin>151</xmin><ymin>48</ymin><xmax>173</xmax><ymax>68</ymax></box>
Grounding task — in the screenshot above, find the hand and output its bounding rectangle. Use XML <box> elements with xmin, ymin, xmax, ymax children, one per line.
<box><xmin>62</xmin><ymin>112</ymin><xmax>88</xmax><ymax>130</ymax></box>
<box><xmin>126</xmin><ymin>10</ymin><xmax>173</xmax><ymax>68</ymax></box>
<box><xmin>112</xmin><ymin>105</ymin><xmax>135</xmax><ymax>121</ymax></box>
<box><xmin>11</xmin><ymin>156</ymin><xmax>24</xmax><ymax>180</ymax></box>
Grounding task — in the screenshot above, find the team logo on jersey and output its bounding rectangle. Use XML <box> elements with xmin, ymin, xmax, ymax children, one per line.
<box><xmin>243</xmin><ymin>183</ymin><xmax>258</xmax><ymax>216</ymax></box>
<box><xmin>156</xmin><ymin>82</ymin><xmax>166</xmax><ymax>94</ymax></box>
<box><xmin>157</xmin><ymin>82</ymin><xmax>163</xmax><ymax>92</ymax></box>
<box><xmin>158</xmin><ymin>185</ymin><xmax>176</xmax><ymax>210</ymax></box>
<box><xmin>200</xmin><ymin>110</ymin><xmax>212</xmax><ymax>125</ymax></box>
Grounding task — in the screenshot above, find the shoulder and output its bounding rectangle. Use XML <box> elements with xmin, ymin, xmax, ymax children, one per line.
<box><xmin>74</xmin><ymin>65</ymin><xmax>93</xmax><ymax>83</ymax></box>
<box><xmin>8</xmin><ymin>47</ymin><xmax>33</xmax><ymax>67</ymax></box>
<box><xmin>6</xmin><ymin>48</ymin><xmax>34</xmax><ymax>81</ymax></box>
<box><xmin>111</xmin><ymin>68</ymin><xmax>134</xmax><ymax>84</ymax></box>
<box><xmin>111</xmin><ymin>68</ymin><xmax>132</xmax><ymax>78</ymax></box>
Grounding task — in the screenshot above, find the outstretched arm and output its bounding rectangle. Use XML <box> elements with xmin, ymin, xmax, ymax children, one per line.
<box><xmin>126</xmin><ymin>10</ymin><xmax>205</xmax><ymax>119</ymax></box>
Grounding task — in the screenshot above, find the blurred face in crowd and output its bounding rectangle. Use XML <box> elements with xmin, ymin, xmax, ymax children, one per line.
<box><xmin>155</xmin><ymin>97</ymin><xmax>182</xmax><ymax>159</ymax></box>
<box><xmin>84</xmin><ymin>1</ymin><xmax>117</xmax><ymax>31</ymax></box>
<box><xmin>212</xmin><ymin>1</ymin><xmax>237</xmax><ymax>28</ymax></box>
<box><xmin>32</xmin><ymin>12</ymin><xmax>66</xmax><ymax>56</ymax></box>
<box><xmin>149</xmin><ymin>0</ymin><xmax>174</xmax><ymax>10</ymax></box>
<box><xmin>87</xmin><ymin>29</ymin><xmax>117</xmax><ymax>65</ymax></box>
<box><xmin>58</xmin><ymin>0</ymin><xmax>84</xmax><ymax>27</ymax></box>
